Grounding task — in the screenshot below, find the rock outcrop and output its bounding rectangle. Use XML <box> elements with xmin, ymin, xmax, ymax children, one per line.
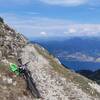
<box><xmin>0</xmin><ymin>20</ymin><xmax>27</xmax><ymax>61</ymax></box>
<box><xmin>0</xmin><ymin>17</ymin><xmax>100</xmax><ymax>100</ymax></box>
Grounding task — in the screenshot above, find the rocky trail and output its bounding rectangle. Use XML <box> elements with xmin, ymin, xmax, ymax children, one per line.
<box><xmin>20</xmin><ymin>44</ymin><xmax>100</xmax><ymax>100</ymax></box>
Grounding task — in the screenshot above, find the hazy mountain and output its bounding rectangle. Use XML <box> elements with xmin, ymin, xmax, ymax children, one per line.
<box><xmin>32</xmin><ymin>37</ymin><xmax>100</xmax><ymax>71</ymax></box>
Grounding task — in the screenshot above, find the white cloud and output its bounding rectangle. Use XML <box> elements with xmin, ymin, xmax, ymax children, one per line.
<box><xmin>39</xmin><ymin>0</ymin><xmax>100</xmax><ymax>7</ymax></box>
<box><xmin>39</xmin><ymin>0</ymin><xmax>88</xmax><ymax>6</ymax></box>
<box><xmin>40</xmin><ymin>32</ymin><xmax>48</xmax><ymax>36</ymax></box>
<box><xmin>1</xmin><ymin>13</ymin><xmax>100</xmax><ymax>38</ymax></box>
<box><xmin>68</xmin><ymin>28</ymin><xmax>77</xmax><ymax>33</ymax></box>
<box><xmin>0</xmin><ymin>0</ymin><xmax>99</xmax><ymax>7</ymax></box>
<box><xmin>64</xmin><ymin>24</ymin><xmax>100</xmax><ymax>37</ymax></box>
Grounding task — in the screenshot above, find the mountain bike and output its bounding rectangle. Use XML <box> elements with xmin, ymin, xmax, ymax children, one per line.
<box><xmin>19</xmin><ymin>59</ymin><xmax>41</xmax><ymax>98</ymax></box>
<box><xmin>10</xmin><ymin>59</ymin><xmax>41</xmax><ymax>98</ymax></box>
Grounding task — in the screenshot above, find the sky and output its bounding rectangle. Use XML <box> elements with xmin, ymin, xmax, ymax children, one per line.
<box><xmin>0</xmin><ymin>0</ymin><xmax>100</xmax><ymax>39</ymax></box>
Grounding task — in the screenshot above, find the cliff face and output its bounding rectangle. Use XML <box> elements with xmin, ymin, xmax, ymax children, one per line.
<box><xmin>0</xmin><ymin>18</ymin><xmax>100</xmax><ymax>100</ymax></box>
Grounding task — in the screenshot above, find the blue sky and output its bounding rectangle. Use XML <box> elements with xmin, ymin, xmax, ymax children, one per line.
<box><xmin>0</xmin><ymin>0</ymin><xmax>100</xmax><ymax>39</ymax></box>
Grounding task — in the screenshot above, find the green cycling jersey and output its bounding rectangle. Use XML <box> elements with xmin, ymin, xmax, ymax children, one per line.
<box><xmin>9</xmin><ymin>63</ymin><xmax>20</xmax><ymax>75</ymax></box>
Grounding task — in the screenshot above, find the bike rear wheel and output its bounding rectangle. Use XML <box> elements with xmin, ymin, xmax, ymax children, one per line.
<box><xmin>23</xmin><ymin>70</ymin><xmax>40</xmax><ymax>98</ymax></box>
<box><xmin>27</xmin><ymin>76</ymin><xmax>40</xmax><ymax>98</ymax></box>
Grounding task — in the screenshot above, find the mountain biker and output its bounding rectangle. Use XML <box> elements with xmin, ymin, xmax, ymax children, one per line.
<box><xmin>17</xmin><ymin>58</ymin><xmax>29</xmax><ymax>73</ymax></box>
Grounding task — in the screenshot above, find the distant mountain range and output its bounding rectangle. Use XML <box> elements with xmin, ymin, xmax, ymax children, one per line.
<box><xmin>31</xmin><ymin>37</ymin><xmax>100</xmax><ymax>85</ymax></box>
<box><xmin>31</xmin><ymin>37</ymin><xmax>100</xmax><ymax>71</ymax></box>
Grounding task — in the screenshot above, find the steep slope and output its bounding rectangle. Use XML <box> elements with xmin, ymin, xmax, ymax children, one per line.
<box><xmin>0</xmin><ymin>17</ymin><xmax>100</xmax><ymax>100</ymax></box>
<box><xmin>0</xmin><ymin>18</ymin><xmax>33</xmax><ymax>100</ymax></box>
<box><xmin>20</xmin><ymin>44</ymin><xmax>100</xmax><ymax>100</ymax></box>
<box><xmin>0</xmin><ymin>18</ymin><xmax>27</xmax><ymax>62</ymax></box>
